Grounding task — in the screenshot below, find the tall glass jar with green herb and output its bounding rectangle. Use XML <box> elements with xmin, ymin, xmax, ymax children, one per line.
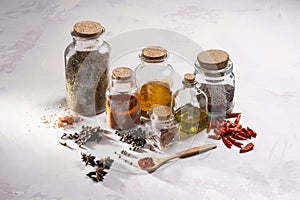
<box><xmin>64</xmin><ymin>20</ymin><xmax>110</xmax><ymax>116</ymax></box>
<box><xmin>171</xmin><ymin>73</ymin><xmax>208</xmax><ymax>137</ymax></box>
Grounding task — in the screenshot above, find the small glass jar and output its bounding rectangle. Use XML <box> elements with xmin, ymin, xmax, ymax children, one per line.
<box><xmin>106</xmin><ymin>67</ymin><xmax>141</xmax><ymax>130</ymax></box>
<box><xmin>194</xmin><ymin>49</ymin><xmax>235</xmax><ymax>117</ymax></box>
<box><xmin>135</xmin><ymin>46</ymin><xmax>174</xmax><ymax>118</ymax></box>
<box><xmin>171</xmin><ymin>73</ymin><xmax>208</xmax><ymax>137</ymax></box>
<box><xmin>146</xmin><ymin>105</ymin><xmax>180</xmax><ymax>151</ymax></box>
<box><xmin>64</xmin><ymin>20</ymin><xmax>110</xmax><ymax>116</ymax></box>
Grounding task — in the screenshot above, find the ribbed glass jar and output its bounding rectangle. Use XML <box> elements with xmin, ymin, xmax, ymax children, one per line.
<box><xmin>194</xmin><ymin>49</ymin><xmax>235</xmax><ymax>117</ymax></box>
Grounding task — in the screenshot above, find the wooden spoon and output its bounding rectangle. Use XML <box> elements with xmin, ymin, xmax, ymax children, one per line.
<box><xmin>138</xmin><ymin>143</ymin><xmax>217</xmax><ymax>173</ymax></box>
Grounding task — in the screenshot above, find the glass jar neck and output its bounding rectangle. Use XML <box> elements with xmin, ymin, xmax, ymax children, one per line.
<box><xmin>73</xmin><ymin>35</ymin><xmax>103</xmax><ymax>51</ymax></box>
<box><xmin>111</xmin><ymin>78</ymin><xmax>136</xmax><ymax>93</ymax></box>
<box><xmin>195</xmin><ymin>59</ymin><xmax>233</xmax><ymax>78</ymax></box>
<box><xmin>140</xmin><ymin>59</ymin><xmax>168</xmax><ymax>66</ymax></box>
<box><xmin>182</xmin><ymin>80</ymin><xmax>197</xmax><ymax>88</ymax></box>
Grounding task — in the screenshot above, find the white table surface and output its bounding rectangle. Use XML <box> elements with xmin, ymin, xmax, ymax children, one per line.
<box><xmin>1</xmin><ymin>0</ymin><xmax>300</xmax><ymax>199</ymax></box>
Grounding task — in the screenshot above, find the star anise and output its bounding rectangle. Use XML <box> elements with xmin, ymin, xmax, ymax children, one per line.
<box><xmin>86</xmin><ymin>167</ymin><xmax>108</xmax><ymax>182</ymax></box>
<box><xmin>81</xmin><ymin>152</ymin><xmax>96</xmax><ymax>167</ymax></box>
<box><xmin>80</xmin><ymin>153</ymin><xmax>114</xmax><ymax>183</ymax></box>
<box><xmin>96</xmin><ymin>157</ymin><xmax>114</xmax><ymax>169</ymax></box>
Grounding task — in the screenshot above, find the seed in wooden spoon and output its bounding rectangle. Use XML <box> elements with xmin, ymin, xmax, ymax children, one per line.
<box><xmin>138</xmin><ymin>157</ymin><xmax>155</xmax><ymax>169</ymax></box>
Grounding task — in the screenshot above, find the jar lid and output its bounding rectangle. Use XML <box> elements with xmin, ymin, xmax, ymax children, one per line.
<box><xmin>184</xmin><ymin>73</ymin><xmax>195</xmax><ymax>83</ymax></box>
<box><xmin>73</xmin><ymin>20</ymin><xmax>104</xmax><ymax>37</ymax></box>
<box><xmin>152</xmin><ymin>105</ymin><xmax>172</xmax><ymax>120</ymax></box>
<box><xmin>112</xmin><ymin>67</ymin><xmax>133</xmax><ymax>80</ymax></box>
<box><xmin>197</xmin><ymin>49</ymin><xmax>229</xmax><ymax>70</ymax></box>
<box><xmin>141</xmin><ymin>46</ymin><xmax>167</xmax><ymax>62</ymax></box>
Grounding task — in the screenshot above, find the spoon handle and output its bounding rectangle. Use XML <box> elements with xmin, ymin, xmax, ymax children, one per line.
<box><xmin>164</xmin><ymin>143</ymin><xmax>217</xmax><ymax>161</ymax></box>
<box><xmin>177</xmin><ymin>143</ymin><xmax>217</xmax><ymax>158</ymax></box>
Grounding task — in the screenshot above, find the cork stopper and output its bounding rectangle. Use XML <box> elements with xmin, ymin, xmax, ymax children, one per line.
<box><xmin>184</xmin><ymin>73</ymin><xmax>195</xmax><ymax>83</ymax></box>
<box><xmin>73</xmin><ymin>20</ymin><xmax>104</xmax><ymax>37</ymax></box>
<box><xmin>112</xmin><ymin>67</ymin><xmax>133</xmax><ymax>80</ymax></box>
<box><xmin>141</xmin><ymin>46</ymin><xmax>167</xmax><ymax>62</ymax></box>
<box><xmin>197</xmin><ymin>49</ymin><xmax>229</xmax><ymax>70</ymax></box>
<box><xmin>152</xmin><ymin>105</ymin><xmax>172</xmax><ymax>120</ymax></box>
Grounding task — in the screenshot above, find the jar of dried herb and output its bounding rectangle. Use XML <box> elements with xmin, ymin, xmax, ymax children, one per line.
<box><xmin>106</xmin><ymin>67</ymin><xmax>141</xmax><ymax>130</ymax></box>
<box><xmin>135</xmin><ymin>46</ymin><xmax>174</xmax><ymax>118</ymax></box>
<box><xmin>64</xmin><ymin>20</ymin><xmax>110</xmax><ymax>116</ymax></box>
<box><xmin>146</xmin><ymin>105</ymin><xmax>180</xmax><ymax>150</ymax></box>
<box><xmin>171</xmin><ymin>73</ymin><xmax>208</xmax><ymax>137</ymax></box>
<box><xmin>194</xmin><ymin>49</ymin><xmax>235</xmax><ymax>117</ymax></box>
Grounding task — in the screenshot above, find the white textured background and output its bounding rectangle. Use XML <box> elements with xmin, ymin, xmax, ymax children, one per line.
<box><xmin>1</xmin><ymin>0</ymin><xmax>300</xmax><ymax>199</ymax></box>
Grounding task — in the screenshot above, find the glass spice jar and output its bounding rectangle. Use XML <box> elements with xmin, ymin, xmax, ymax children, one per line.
<box><xmin>106</xmin><ymin>67</ymin><xmax>141</xmax><ymax>130</ymax></box>
<box><xmin>135</xmin><ymin>46</ymin><xmax>174</xmax><ymax>118</ymax></box>
<box><xmin>171</xmin><ymin>73</ymin><xmax>208</xmax><ymax>137</ymax></box>
<box><xmin>146</xmin><ymin>105</ymin><xmax>180</xmax><ymax>150</ymax></box>
<box><xmin>64</xmin><ymin>20</ymin><xmax>110</xmax><ymax>116</ymax></box>
<box><xmin>194</xmin><ymin>49</ymin><xmax>235</xmax><ymax>117</ymax></box>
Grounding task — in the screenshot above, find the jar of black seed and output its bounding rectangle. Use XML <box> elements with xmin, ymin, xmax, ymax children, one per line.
<box><xmin>194</xmin><ymin>49</ymin><xmax>235</xmax><ymax>118</ymax></box>
<box><xmin>64</xmin><ymin>20</ymin><xmax>110</xmax><ymax>116</ymax></box>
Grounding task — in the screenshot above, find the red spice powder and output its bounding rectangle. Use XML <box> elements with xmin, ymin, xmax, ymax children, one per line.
<box><xmin>138</xmin><ymin>157</ymin><xmax>155</xmax><ymax>169</ymax></box>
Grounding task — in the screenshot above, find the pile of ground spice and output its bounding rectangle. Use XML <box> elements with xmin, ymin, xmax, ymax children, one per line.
<box><xmin>41</xmin><ymin>109</ymin><xmax>83</xmax><ymax>128</ymax></box>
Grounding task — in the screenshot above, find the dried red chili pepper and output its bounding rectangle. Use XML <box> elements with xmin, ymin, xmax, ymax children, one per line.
<box><xmin>247</xmin><ymin>127</ymin><xmax>257</xmax><ymax>138</ymax></box>
<box><xmin>227</xmin><ymin>135</ymin><xmax>243</xmax><ymax>148</ymax></box>
<box><xmin>241</xmin><ymin>127</ymin><xmax>248</xmax><ymax>133</ymax></box>
<box><xmin>240</xmin><ymin>143</ymin><xmax>254</xmax><ymax>153</ymax></box>
<box><xmin>222</xmin><ymin>126</ymin><xmax>230</xmax><ymax>133</ymax></box>
<box><xmin>207</xmin><ymin>112</ymin><xmax>257</xmax><ymax>154</ymax></box>
<box><xmin>207</xmin><ymin>121</ymin><xmax>212</xmax><ymax>133</ymax></box>
<box><xmin>234</xmin><ymin>114</ymin><xmax>241</xmax><ymax>124</ymax></box>
<box><xmin>208</xmin><ymin>134</ymin><xmax>221</xmax><ymax>140</ymax></box>
<box><xmin>240</xmin><ymin>128</ymin><xmax>251</xmax><ymax>139</ymax></box>
<box><xmin>220</xmin><ymin>129</ymin><xmax>226</xmax><ymax>136</ymax></box>
<box><xmin>222</xmin><ymin>136</ymin><xmax>232</xmax><ymax>148</ymax></box>
<box><xmin>228</xmin><ymin>121</ymin><xmax>235</xmax><ymax>128</ymax></box>
<box><xmin>229</xmin><ymin>127</ymin><xmax>241</xmax><ymax>133</ymax></box>
<box><xmin>226</xmin><ymin>112</ymin><xmax>241</xmax><ymax>118</ymax></box>
<box><xmin>237</xmin><ymin>129</ymin><xmax>249</xmax><ymax>138</ymax></box>
<box><xmin>233</xmin><ymin>133</ymin><xmax>247</xmax><ymax>140</ymax></box>
<box><xmin>224</xmin><ymin>121</ymin><xmax>231</xmax><ymax>127</ymax></box>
